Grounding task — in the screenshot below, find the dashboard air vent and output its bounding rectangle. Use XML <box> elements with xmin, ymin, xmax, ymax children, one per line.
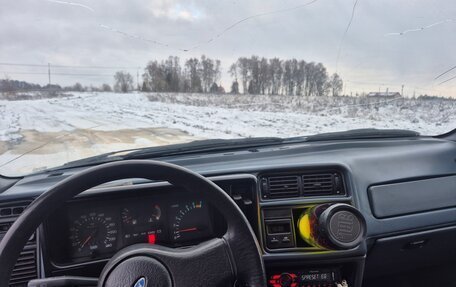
<box><xmin>260</xmin><ymin>170</ymin><xmax>346</xmax><ymax>199</ymax></box>
<box><xmin>0</xmin><ymin>201</ymin><xmax>38</xmax><ymax>287</ymax></box>
<box><xmin>262</xmin><ymin>176</ymin><xmax>300</xmax><ymax>198</ymax></box>
<box><xmin>9</xmin><ymin>249</ymin><xmax>37</xmax><ymax>286</ymax></box>
<box><xmin>302</xmin><ymin>173</ymin><xmax>338</xmax><ymax>194</ymax></box>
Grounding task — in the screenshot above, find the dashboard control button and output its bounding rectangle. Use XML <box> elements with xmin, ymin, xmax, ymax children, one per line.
<box><xmin>243</xmin><ymin>198</ymin><xmax>253</xmax><ymax>205</ymax></box>
<box><xmin>278</xmin><ymin>273</ymin><xmax>293</xmax><ymax>286</ymax></box>
<box><xmin>282</xmin><ymin>236</ymin><xmax>291</xmax><ymax>243</ymax></box>
<box><xmin>267</xmin><ymin>234</ymin><xmax>294</xmax><ymax>249</ymax></box>
<box><xmin>268</xmin><ymin>273</ymin><xmax>297</xmax><ymax>287</ymax></box>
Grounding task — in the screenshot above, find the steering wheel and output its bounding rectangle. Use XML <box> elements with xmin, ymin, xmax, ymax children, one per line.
<box><xmin>0</xmin><ymin>160</ymin><xmax>266</xmax><ymax>287</ymax></box>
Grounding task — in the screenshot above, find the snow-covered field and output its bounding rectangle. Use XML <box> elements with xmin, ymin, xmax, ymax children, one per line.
<box><xmin>0</xmin><ymin>92</ymin><xmax>455</xmax><ymax>175</ymax></box>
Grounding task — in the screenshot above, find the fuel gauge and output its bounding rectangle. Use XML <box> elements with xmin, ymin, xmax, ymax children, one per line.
<box><xmin>121</xmin><ymin>204</ymin><xmax>163</xmax><ymax>246</ymax></box>
<box><xmin>121</xmin><ymin>204</ymin><xmax>161</xmax><ymax>226</ymax></box>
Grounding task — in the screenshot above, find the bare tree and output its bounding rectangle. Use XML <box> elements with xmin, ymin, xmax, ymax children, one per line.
<box><xmin>215</xmin><ymin>59</ymin><xmax>221</xmax><ymax>83</ymax></box>
<box><xmin>164</xmin><ymin>56</ymin><xmax>181</xmax><ymax>92</ymax></box>
<box><xmin>101</xmin><ymin>83</ymin><xmax>112</xmax><ymax>92</ymax></box>
<box><xmin>328</xmin><ymin>73</ymin><xmax>343</xmax><ymax>96</ymax></box>
<box><xmin>114</xmin><ymin>71</ymin><xmax>134</xmax><ymax>93</ymax></box>
<box><xmin>0</xmin><ymin>76</ymin><xmax>14</xmax><ymax>94</ymax></box>
<box><xmin>229</xmin><ymin>63</ymin><xmax>238</xmax><ymax>81</ymax></box>
<box><xmin>184</xmin><ymin>58</ymin><xmax>203</xmax><ymax>93</ymax></box>
<box><xmin>73</xmin><ymin>82</ymin><xmax>84</xmax><ymax>92</ymax></box>
<box><xmin>282</xmin><ymin>60</ymin><xmax>293</xmax><ymax>95</ymax></box>
<box><xmin>237</xmin><ymin>57</ymin><xmax>250</xmax><ymax>94</ymax></box>
<box><xmin>269</xmin><ymin>58</ymin><xmax>283</xmax><ymax>95</ymax></box>
<box><xmin>230</xmin><ymin>81</ymin><xmax>240</xmax><ymax>94</ymax></box>
<box><xmin>314</xmin><ymin>63</ymin><xmax>329</xmax><ymax>96</ymax></box>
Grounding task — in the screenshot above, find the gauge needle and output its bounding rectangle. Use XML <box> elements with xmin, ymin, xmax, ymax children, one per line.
<box><xmin>177</xmin><ymin>227</ymin><xmax>198</xmax><ymax>233</ymax></box>
<box><xmin>80</xmin><ymin>235</ymin><xmax>92</xmax><ymax>248</ymax></box>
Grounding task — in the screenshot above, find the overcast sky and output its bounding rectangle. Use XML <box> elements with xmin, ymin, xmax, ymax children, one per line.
<box><xmin>1</xmin><ymin>0</ymin><xmax>455</xmax><ymax>97</ymax></box>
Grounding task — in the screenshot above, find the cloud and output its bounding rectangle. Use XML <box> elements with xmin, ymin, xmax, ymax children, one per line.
<box><xmin>0</xmin><ymin>0</ymin><xmax>455</xmax><ymax>96</ymax></box>
<box><xmin>147</xmin><ymin>1</ymin><xmax>204</xmax><ymax>21</ymax></box>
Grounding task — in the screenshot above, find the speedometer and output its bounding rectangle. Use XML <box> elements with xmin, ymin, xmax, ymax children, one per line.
<box><xmin>170</xmin><ymin>200</ymin><xmax>212</xmax><ymax>244</ymax></box>
<box><xmin>68</xmin><ymin>211</ymin><xmax>117</xmax><ymax>258</ymax></box>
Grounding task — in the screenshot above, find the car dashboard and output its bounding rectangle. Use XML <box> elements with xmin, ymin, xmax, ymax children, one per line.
<box><xmin>0</xmin><ymin>136</ymin><xmax>456</xmax><ymax>287</ymax></box>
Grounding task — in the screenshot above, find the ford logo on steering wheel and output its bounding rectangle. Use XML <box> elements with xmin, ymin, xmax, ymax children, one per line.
<box><xmin>133</xmin><ymin>277</ymin><xmax>146</xmax><ymax>287</ymax></box>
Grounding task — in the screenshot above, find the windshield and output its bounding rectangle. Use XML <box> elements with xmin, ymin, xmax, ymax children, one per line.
<box><xmin>0</xmin><ymin>0</ymin><xmax>455</xmax><ymax>176</ymax></box>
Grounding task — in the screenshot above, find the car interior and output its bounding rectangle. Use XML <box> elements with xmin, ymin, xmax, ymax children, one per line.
<box><xmin>0</xmin><ymin>129</ymin><xmax>455</xmax><ymax>287</ymax></box>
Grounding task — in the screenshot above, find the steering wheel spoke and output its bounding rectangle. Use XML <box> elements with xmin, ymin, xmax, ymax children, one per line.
<box><xmin>99</xmin><ymin>238</ymin><xmax>235</xmax><ymax>287</ymax></box>
<box><xmin>165</xmin><ymin>238</ymin><xmax>236</xmax><ymax>286</ymax></box>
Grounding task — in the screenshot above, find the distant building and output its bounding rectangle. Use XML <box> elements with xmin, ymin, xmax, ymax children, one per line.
<box><xmin>366</xmin><ymin>92</ymin><xmax>401</xmax><ymax>98</ymax></box>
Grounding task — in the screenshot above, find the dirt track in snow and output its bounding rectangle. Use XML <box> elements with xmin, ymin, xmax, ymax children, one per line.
<box><xmin>0</xmin><ymin>127</ymin><xmax>199</xmax><ymax>175</ymax></box>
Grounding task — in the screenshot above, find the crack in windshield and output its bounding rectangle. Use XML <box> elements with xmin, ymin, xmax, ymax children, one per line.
<box><xmin>336</xmin><ymin>0</ymin><xmax>361</xmax><ymax>72</ymax></box>
<box><xmin>45</xmin><ymin>0</ymin><xmax>95</xmax><ymax>13</ymax></box>
<box><xmin>184</xmin><ymin>0</ymin><xmax>321</xmax><ymax>51</ymax></box>
<box><xmin>384</xmin><ymin>18</ymin><xmax>456</xmax><ymax>36</ymax></box>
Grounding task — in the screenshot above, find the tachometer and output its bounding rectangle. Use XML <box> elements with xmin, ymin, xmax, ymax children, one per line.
<box><xmin>68</xmin><ymin>212</ymin><xmax>117</xmax><ymax>258</ymax></box>
<box><xmin>170</xmin><ymin>200</ymin><xmax>212</xmax><ymax>243</ymax></box>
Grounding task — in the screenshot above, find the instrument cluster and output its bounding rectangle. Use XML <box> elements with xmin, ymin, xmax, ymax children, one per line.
<box><xmin>45</xmin><ymin>192</ymin><xmax>215</xmax><ymax>265</ymax></box>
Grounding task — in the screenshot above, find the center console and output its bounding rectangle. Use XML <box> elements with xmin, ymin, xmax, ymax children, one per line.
<box><xmin>258</xmin><ymin>169</ymin><xmax>367</xmax><ymax>287</ymax></box>
<box><xmin>263</xmin><ymin>203</ymin><xmax>365</xmax><ymax>252</ymax></box>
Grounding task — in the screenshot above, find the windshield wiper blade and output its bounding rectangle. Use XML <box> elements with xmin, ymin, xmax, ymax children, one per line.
<box><xmin>122</xmin><ymin>137</ymin><xmax>287</xmax><ymax>159</ymax></box>
<box><xmin>306</xmin><ymin>128</ymin><xmax>419</xmax><ymax>142</ymax></box>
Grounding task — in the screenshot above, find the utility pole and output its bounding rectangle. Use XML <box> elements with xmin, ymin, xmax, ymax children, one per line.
<box><xmin>401</xmin><ymin>84</ymin><xmax>404</xmax><ymax>97</ymax></box>
<box><xmin>136</xmin><ymin>69</ymin><xmax>139</xmax><ymax>91</ymax></box>
<box><xmin>48</xmin><ymin>63</ymin><xmax>51</xmax><ymax>86</ymax></box>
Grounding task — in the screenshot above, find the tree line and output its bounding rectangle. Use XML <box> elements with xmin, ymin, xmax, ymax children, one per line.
<box><xmin>139</xmin><ymin>55</ymin><xmax>223</xmax><ymax>94</ymax></box>
<box><xmin>0</xmin><ymin>78</ymin><xmax>113</xmax><ymax>93</ymax></box>
<box><xmin>116</xmin><ymin>55</ymin><xmax>343</xmax><ymax>96</ymax></box>
<box><xmin>229</xmin><ymin>56</ymin><xmax>343</xmax><ymax>97</ymax></box>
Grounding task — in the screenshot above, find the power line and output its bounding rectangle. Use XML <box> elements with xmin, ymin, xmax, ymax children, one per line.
<box><xmin>48</xmin><ymin>63</ymin><xmax>51</xmax><ymax>85</ymax></box>
<box><xmin>0</xmin><ymin>62</ymin><xmax>140</xmax><ymax>70</ymax></box>
<box><xmin>0</xmin><ymin>71</ymin><xmax>113</xmax><ymax>77</ymax></box>
<box><xmin>434</xmin><ymin>65</ymin><xmax>456</xmax><ymax>80</ymax></box>
<box><xmin>438</xmin><ymin>74</ymin><xmax>456</xmax><ymax>85</ymax></box>
<box><xmin>0</xmin><ymin>63</ymin><xmax>46</xmax><ymax>67</ymax></box>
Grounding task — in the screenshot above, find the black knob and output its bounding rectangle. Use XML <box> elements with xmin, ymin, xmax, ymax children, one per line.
<box><xmin>278</xmin><ymin>273</ymin><xmax>295</xmax><ymax>287</ymax></box>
